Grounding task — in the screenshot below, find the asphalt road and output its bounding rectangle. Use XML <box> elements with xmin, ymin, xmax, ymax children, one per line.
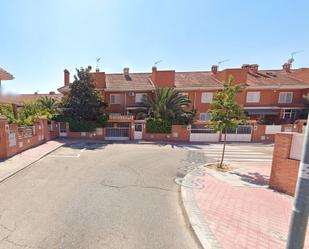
<box><xmin>0</xmin><ymin>143</ymin><xmax>203</xmax><ymax>249</ymax></box>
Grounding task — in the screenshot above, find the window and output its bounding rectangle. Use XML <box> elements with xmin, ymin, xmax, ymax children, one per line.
<box><xmin>281</xmin><ymin>109</ymin><xmax>296</xmax><ymax>119</ymax></box>
<box><xmin>279</xmin><ymin>92</ymin><xmax>293</xmax><ymax>104</ymax></box>
<box><xmin>200</xmin><ymin>113</ymin><xmax>211</xmax><ymax>121</ymax></box>
<box><xmin>201</xmin><ymin>92</ymin><xmax>213</xmax><ymax>103</ymax></box>
<box><xmin>135</xmin><ymin>93</ymin><xmax>147</xmax><ymax>103</ymax></box>
<box><xmin>110</xmin><ymin>94</ymin><xmax>121</xmax><ymax>104</ymax></box>
<box><xmin>246</xmin><ymin>92</ymin><xmax>260</xmax><ymax>103</ymax></box>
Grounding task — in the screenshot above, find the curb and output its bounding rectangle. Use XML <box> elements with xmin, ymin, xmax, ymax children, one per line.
<box><xmin>181</xmin><ymin>168</ymin><xmax>223</xmax><ymax>249</ymax></box>
<box><xmin>0</xmin><ymin>143</ymin><xmax>64</xmax><ymax>183</ymax></box>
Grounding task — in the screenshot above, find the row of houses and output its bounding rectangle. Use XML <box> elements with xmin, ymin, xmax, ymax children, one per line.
<box><xmin>58</xmin><ymin>62</ymin><xmax>309</xmax><ymax>125</ymax></box>
<box><xmin>1</xmin><ymin>63</ymin><xmax>309</xmax><ymax>142</ymax></box>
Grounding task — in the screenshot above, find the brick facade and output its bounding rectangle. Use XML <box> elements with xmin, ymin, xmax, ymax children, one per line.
<box><xmin>58</xmin><ymin>64</ymin><xmax>309</xmax><ymax>125</ymax></box>
<box><xmin>269</xmin><ymin>133</ymin><xmax>301</xmax><ymax>195</ymax></box>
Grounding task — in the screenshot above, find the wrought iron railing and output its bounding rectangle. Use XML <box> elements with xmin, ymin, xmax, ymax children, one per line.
<box><xmin>18</xmin><ymin>126</ymin><xmax>34</xmax><ymax>138</ymax></box>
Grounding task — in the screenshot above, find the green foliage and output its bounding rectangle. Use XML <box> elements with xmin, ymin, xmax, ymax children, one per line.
<box><xmin>208</xmin><ymin>76</ymin><xmax>247</xmax><ymax>132</ymax></box>
<box><xmin>207</xmin><ymin>76</ymin><xmax>247</xmax><ymax>168</ymax></box>
<box><xmin>60</xmin><ymin>66</ymin><xmax>107</xmax><ymax>132</ymax></box>
<box><xmin>61</xmin><ymin>66</ymin><xmax>107</xmax><ymax>121</ymax></box>
<box><xmin>17</xmin><ymin>97</ymin><xmax>59</xmax><ymax>126</ymax></box>
<box><xmin>143</xmin><ymin>87</ymin><xmax>196</xmax><ymax>128</ymax></box>
<box><xmin>173</xmin><ymin>109</ymin><xmax>197</xmax><ymax>125</ymax></box>
<box><xmin>96</xmin><ymin>114</ymin><xmax>109</xmax><ymax>127</ymax></box>
<box><xmin>0</xmin><ymin>104</ymin><xmax>16</xmax><ymax>124</ymax></box>
<box><xmin>146</xmin><ymin>118</ymin><xmax>172</xmax><ymax>134</ymax></box>
<box><xmin>68</xmin><ymin>118</ymin><xmax>97</xmax><ymax>132</ymax></box>
<box><xmin>144</xmin><ymin>87</ymin><xmax>192</xmax><ymax>121</ymax></box>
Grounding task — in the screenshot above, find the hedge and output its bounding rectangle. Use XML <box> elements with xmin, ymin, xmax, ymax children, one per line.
<box><xmin>146</xmin><ymin>119</ymin><xmax>172</xmax><ymax>134</ymax></box>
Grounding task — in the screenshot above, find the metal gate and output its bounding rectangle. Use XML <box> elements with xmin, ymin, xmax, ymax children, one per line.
<box><xmin>105</xmin><ymin>122</ymin><xmax>130</xmax><ymax>140</ymax></box>
<box><xmin>190</xmin><ymin>126</ymin><xmax>220</xmax><ymax>142</ymax></box>
<box><xmin>221</xmin><ymin>125</ymin><xmax>252</xmax><ymax>142</ymax></box>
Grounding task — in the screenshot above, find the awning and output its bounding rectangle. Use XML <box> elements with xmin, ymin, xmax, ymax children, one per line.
<box><xmin>245</xmin><ymin>109</ymin><xmax>278</xmax><ymax>115</ymax></box>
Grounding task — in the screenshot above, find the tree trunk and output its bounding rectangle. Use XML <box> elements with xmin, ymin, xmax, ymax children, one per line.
<box><xmin>219</xmin><ymin>129</ymin><xmax>227</xmax><ymax>169</ymax></box>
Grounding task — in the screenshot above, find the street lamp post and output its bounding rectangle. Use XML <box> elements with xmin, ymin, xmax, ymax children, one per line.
<box><xmin>286</xmin><ymin>115</ymin><xmax>309</xmax><ymax>249</ymax></box>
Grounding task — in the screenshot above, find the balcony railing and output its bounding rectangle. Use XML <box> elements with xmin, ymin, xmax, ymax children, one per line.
<box><xmin>108</xmin><ymin>114</ymin><xmax>134</xmax><ymax>121</ymax></box>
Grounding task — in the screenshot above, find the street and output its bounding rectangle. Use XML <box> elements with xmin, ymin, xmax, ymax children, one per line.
<box><xmin>0</xmin><ymin>142</ymin><xmax>273</xmax><ymax>249</ymax></box>
<box><xmin>0</xmin><ymin>143</ymin><xmax>202</xmax><ymax>249</ymax></box>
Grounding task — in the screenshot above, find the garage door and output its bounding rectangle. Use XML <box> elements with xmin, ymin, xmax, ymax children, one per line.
<box><xmin>222</xmin><ymin>125</ymin><xmax>252</xmax><ymax>142</ymax></box>
<box><xmin>190</xmin><ymin>128</ymin><xmax>220</xmax><ymax>142</ymax></box>
<box><xmin>105</xmin><ymin>123</ymin><xmax>130</xmax><ymax>140</ymax></box>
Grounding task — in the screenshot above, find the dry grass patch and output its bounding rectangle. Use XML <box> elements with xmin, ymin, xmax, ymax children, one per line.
<box><xmin>204</xmin><ymin>163</ymin><xmax>237</xmax><ymax>172</ymax></box>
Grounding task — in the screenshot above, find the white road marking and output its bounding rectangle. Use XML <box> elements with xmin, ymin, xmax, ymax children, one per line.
<box><xmin>186</xmin><ymin>146</ymin><xmax>273</xmax><ymax>162</ymax></box>
<box><xmin>48</xmin><ymin>154</ymin><xmax>81</xmax><ymax>158</ymax></box>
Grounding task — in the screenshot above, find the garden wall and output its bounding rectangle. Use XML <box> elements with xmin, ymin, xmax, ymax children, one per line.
<box><xmin>0</xmin><ymin>116</ymin><xmax>60</xmax><ymax>159</ymax></box>
<box><xmin>67</xmin><ymin>128</ymin><xmax>105</xmax><ymax>140</ymax></box>
<box><xmin>269</xmin><ymin>132</ymin><xmax>303</xmax><ymax>196</ymax></box>
<box><xmin>143</xmin><ymin>125</ymin><xmax>190</xmax><ymax>142</ymax></box>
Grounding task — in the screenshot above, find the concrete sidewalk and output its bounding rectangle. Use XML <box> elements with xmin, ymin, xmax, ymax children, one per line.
<box><xmin>0</xmin><ymin>140</ymin><xmax>64</xmax><ymax>182</ymax></box>
<box><xmin>182</xmin><ymin>162</ymin><xmax>309</xmax><ymax>249</ymax></box>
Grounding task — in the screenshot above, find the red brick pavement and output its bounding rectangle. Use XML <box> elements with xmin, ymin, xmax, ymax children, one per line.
<box><xmin>193</xmin><ymin>163</ymin><xmax>309</xmax><ymax>249</ymax></box>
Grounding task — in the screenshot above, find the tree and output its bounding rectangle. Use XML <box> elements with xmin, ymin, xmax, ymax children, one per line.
<box><xmin>208</xmin><ymin>76</ymin><xmax>247</xmax><ymax>168</ymax></box>
<box><xmin>144</xmin><ymin>87</ymin><xmax>195</xmax><ymax>123</ymax></box>
<box><xmin>60</xmin><ymin>66</ymin><xmax>108</xmax><ymax>131</ymax></box>
<box><xmin>61</xmin><ymin>66</ymin><xmax>107</xmax><ymax>121</ymax></box>
<box><xmin>37</xmin><ymin>96</ymin><xmax>59</xmax><ymax>116</ymax></box>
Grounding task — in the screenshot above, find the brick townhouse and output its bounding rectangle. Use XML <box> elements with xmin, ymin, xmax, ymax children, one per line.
<box><xmin>58</xmin><ymin>63</ymin><xmax>309</xmax><ymax>125</ymax></box>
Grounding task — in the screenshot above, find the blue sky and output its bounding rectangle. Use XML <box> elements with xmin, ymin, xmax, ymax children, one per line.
<box><xmin>1</xmin><ymin>0</ymin><xmax>309</xmax><ymax>94</ymax></box>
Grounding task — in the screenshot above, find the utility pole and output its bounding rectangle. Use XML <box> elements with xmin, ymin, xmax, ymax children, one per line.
<box><xmin>286</xmin><ymin>115</ymin><xmax>309</xmax><ymax>249</ymax></box>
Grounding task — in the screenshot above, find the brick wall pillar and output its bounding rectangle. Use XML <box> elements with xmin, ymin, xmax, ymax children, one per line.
<box><xmin>0</xmin><ymin>116</ymin><xmax>9</xmax><ymax>159</ymax></box>
<box><xmin>37</xmin><ymin>117</ymin><xmax>49</xmax><ymax>141</ymax></box>
<box><xmin>269</xmin><ymin>132</ymin><xmax>300</xmax><ymax>195</ymax></box>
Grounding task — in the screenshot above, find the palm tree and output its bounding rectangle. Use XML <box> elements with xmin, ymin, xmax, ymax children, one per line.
<box><xmin>37</xmin><ymin>96</ymin><xmax>59</xmax><ymax>115</ymax></box>
<box><xmin>144</xmin><ymin>88</ymin><xmax>191</xmax><ymax>120</ymax></box>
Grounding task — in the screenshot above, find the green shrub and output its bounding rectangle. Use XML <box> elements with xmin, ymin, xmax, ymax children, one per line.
<box><xmin>96</xmin><ymin>114</ymin><xmax>109</xmax><ymax>127</ymax></box>
<box><xmin>146</xmin><ymin>118</ymin><xmax>171</xmax><ymax>134</ymax></box>
<box><xmin>173</xmin><ymin>110</ymin><xmax>196</xmax><ymax>125</ymax></box>
<box><xmin>68</xmin><ymin>119</ymin><xmax>97</xmax><ymax>132</ymax></box>
<box><xmin>0</xmin><ymin>104</ymin><xmax>16</xmax><ymax>124</ymax></box>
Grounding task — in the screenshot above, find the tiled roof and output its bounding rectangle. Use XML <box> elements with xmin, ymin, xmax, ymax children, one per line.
<box><xmin>246</xmin><ymin>70</ymin><xmax>309</xmax><ymax>87</ymax></box>
<box><xmin>0</xmin><ymin>67</ymin><xmax>14</xmax><ymax>80</ymax></box>
<box><xmin>175</xmin><ymin>71</ymin><xmax>221</xmax><ymax>88</ymax></box>
<box><xmin>58</xmin><ymin>67</ymin><xmax>309</xmax><ymax>93</ymax></box>
<box><xmin>0</xmin><ymin>93</ymin><xmax>62</xmax><ymax>105</ymax></box>
<box><xmin>105</xmin><ymin>73</ymin><xmax>154</xmax><ymax>91</ymax></box>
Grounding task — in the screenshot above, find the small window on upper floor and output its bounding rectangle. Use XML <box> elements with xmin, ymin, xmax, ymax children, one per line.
<box><xmin>246</xmin><ymin>92</ymin><xmax>260</xmax><ymax>103</ymax></box>
<box><xmin>278</xmin><ymin>92</ymin><xmax>293</xmax><ymax>104</ymax></box>
<box><xmin>110</xmin><ymin>94</ymin><xmax>121</xmax><ymax>104</ymax></box>
<box><xmin>135</xmin><ymin>93</ymin><xmax>147</xmax><ymax>103</ymax></box>
<box><xmin>201</xmin><ymin>92</ymin><xmax>213</xmax><ymax>103</ymax></box>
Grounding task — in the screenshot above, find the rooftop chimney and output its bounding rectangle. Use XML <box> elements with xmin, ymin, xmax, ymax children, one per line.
<box><xmin>282</xmin><ymin>63</ymin><xmax>291</xmax><ymax>73</ymax></box>
<box><xmin>123</xmin><ymin>67</ymin><xmax>131</xmax><ymax>81</ymax></box>
<box><xmin>250</xmin><ymin>64</ymin><xmax>259</xmax><ymax>73</ymax></box>
<box><xmin>123</xmin><ymin>67</ymin><xmax>129</xmax><ymax>76</ymax></box>
<box><xmin>49</xmin><ymin>91</ymin><xmax>55</xmax><ymax>95</ymax></box>
<box><xmin>211</xmin><ymin>65</ymin><xmax>218</xmax><ymax>74</ymax></box>
<box><xmin>64</xmin><ymin>69</ymin><xmax>70</xmax><ymax>86</ymax></box>
<box><xmin>241</xmin><ymin>64</ymin><xmax>251</xmax><ymax>70</ymax></box>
